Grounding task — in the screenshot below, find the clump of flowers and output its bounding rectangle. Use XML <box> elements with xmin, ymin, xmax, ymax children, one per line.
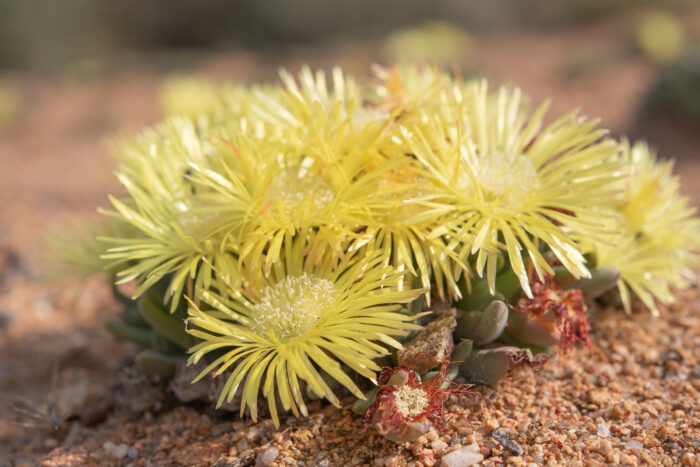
<box><xmin>55</xmin><ymin>65</ymin><xmax>699</xmax><ymax>438</ymax></box>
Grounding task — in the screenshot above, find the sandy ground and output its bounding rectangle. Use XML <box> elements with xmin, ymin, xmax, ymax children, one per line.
<box><xmin>0</xmin><ymin>15</ymin><xmax>698</xmax><ymax>466</ymax></box>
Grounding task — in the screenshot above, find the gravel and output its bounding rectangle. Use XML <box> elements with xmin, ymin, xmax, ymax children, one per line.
<box><xmin>34</xmin><ymin>286</ymin><xmax>699</xmax><ymax>466</ymax></box>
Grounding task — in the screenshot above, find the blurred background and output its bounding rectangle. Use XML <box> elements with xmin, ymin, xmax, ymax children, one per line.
<box><xmin>1</xmin><ymin>0</ymin><xmax>700</xmax><ymax>460</ymax></box>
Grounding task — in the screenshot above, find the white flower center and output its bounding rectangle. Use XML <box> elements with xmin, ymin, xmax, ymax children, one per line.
<box><xmin>393</xmin><ymin>385</ymin><xmax>429</xmax><ymax>417</ymax></box>
<box><xmin>251</xmin><ymin>274</ymin><xmax>336</xmax><ymax>340</ymax></box>
<box><xmin>266</xmin><ymin>170</ymin><xmax>334</xmax><ymax>218</ymax></box>
<box><xmin>478</xmin><ymin>152</ymin><xmax>540</xmax><ymax>203</ymax></box>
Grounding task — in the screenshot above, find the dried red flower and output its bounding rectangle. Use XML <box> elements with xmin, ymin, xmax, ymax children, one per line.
<box><xmin>513</xmin><ymin>281</ymin><xmax>590</xmax><ymax>352</ymax></box>
<box><xmin>363</xmin><ymin>356</ymin><xmax>472</xmax><ymax>442</ymax></box>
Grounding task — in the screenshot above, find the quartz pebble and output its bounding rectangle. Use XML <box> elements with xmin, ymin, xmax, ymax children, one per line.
<box><xmin>431</xmin><ymin>439</ymin><xmax>448</xmax><ymax>453</ymax></box>
<box><xmin>255</xmin><ymin>447</ymin><xmax>280</xmax><ymax>467</ymax></box>
<box><xmin>624</xmin><ymin>440</ymin><xmax>643</xmax><ymax>450</ymax></box>
<box><xmin>440</xmin><ymin>443</ymin><xmax>484</xmax><ymax>467</ymax></box>
<box><xmin>103</xmin><ymin>441</ymin><xmax>129</xmax><ymax>459</ymax></box>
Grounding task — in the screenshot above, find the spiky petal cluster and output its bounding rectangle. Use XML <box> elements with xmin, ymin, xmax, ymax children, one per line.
<box><xmin>99</xmin><ymin>66</ymin><xmax>628</xmax><ymax>311</ymax></box>
<box><xmin>589</xmin><ymin>141</ymin><xmax>699</xmax><ymax>315</ymax></box>
<box><xmin>186</xmin><ymin>236</ymin><xmax>424</xmax><ymax>427</ymax></box>
<box><xmin>398</xmin><ymin>79</ymin><xmax>622</xmax><ymax>298</ymax></box>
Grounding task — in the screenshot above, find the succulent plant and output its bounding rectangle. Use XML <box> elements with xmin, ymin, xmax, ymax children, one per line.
<box><xmin>53</xmin><ymin>65</ymin><xmax>699</xmax><ymax>440</ymax></box>
<box><xmin>458</xmin><ymin>347</ymin><xmax>549</xmax><ymax>387</ymax></box>
<box><xmin>455</xmin><ymin>300</ymin><xmax>509</xmax><ymax>346</ymax></box>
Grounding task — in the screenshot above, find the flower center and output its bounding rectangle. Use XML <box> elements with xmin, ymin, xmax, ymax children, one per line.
<box><xmin>251</xmin><ymin>274</ymin><xmax>336</xmax><ymax>340</ymax></box>
<box><xmin>266</xmin><ymin>170</ymin><xmax>334</xmax><ymax>218</ymax></box>
<box><xmin>478</xmin><ymin>152</ymin><xmax>540</xmax><ymax>205</ymax></box>
<box><xmin>393</xmin><ymin>385</ymin><xmax>429</xmax><ymax>417</ymax></box>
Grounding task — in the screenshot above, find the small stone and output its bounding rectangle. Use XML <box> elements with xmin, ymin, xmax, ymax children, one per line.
<box><xmin>42</xmin><ymin>447</ymin><xmax>89</xmax><ymax>465</ymax></box>
<box><xmin>624</xmin><ymin>440</ymin><xmax>643</xmax><ymax>451</ymax></box>
<box><xmin>127</xmin><ymin>447</ymin><xmax>139</xmax><ymax>459</ymax></box>
<box><xmin>237</xmin><ymin>438</ymin><xmax>251</xmax><ymax>452</ymax></box>
<box><xmin>103</xmin><ymin>441</ymin><xmax>129</xmax><ymax>458</ymax></box>
<box><xmin>431</xmin><ymin>439</ymin><xmax>448</xmax><ymax>453</ymax></box>
<box><xmin>112</xmin><ymin>443</ymin><xmax>129</xmax><ymax>459</ymax></box>
<box><xmin>490</xmin><ymin>429</ymin><xmax>524</xmax><ymax>456</ymax></box>
<box><xmin>247</xmin><ymin>425</ymin><xmax>263</xmax><ymax>443</ymax></box>
<box><xmin>440</xmin><ymin>443</ymin><xmax>484</xmax><ymax>467</ymax></box>
<box><xmin>588</xmin><ymin>390</ymin><xmax>610</xmax><ymax>406</ymax></box>
<box><xmin>398</xmin><ymin>309</ymin><xmax>457</xmax><ymax>373</ymax></box>
<box><xmin>212</xmin><ymin>422</ymin><xmax>230</xmax><ymax>437</ymax></box>
<box><xmin>255</xmin><ymin>447</ymin><xmax>280</xmax><ymax>467</ymax></box>
<box><xmin>485</xmin><ymin>419</ymin><xmax>500</xmax><ymax>431</ymax></box>
<box><xmin>596</xmin><ymin>439</ymin><xmax>612</xmax><ymax>456</ymax></box>
<box><xmin>596</xmin><ymin>423</ymin><xmax>611</xmax><ymax>438</ymax></box>
<box><xmin>682</xmin><ymin>452</ymin><xmax>696</xmax><ymax>466</ymax></box>
<box><xmin>419</xmin><ymin>449</ymin><xmax>436</xmax><ymax>466</ymax></box>
<box><xmin>660</xmin><ymin>350</ymin><xmax>682</xmax><ymax>363</ymax></box>
<box><xmin>377</xmin><ymin>456</ymin><xmax>400</xmax><ymax>467</ymax></box>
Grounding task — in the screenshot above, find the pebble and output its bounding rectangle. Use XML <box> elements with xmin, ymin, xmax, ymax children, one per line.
<box><xmin>255</xmin><ymin>447</ymin><xmax>280</xmax><ymax>467</ymax></box>
<box><xmin>440</xmin><ymin>443</ymin><xmax>484</xmax><ymax>467</ymax></box>
<box><xmin>485</xmin><ymin>419</ymin><xmax>499</xmax><ymax>431</ymax></box>
<box><xmin>624</xmin><ymin>440</ymin><xmax>643</xmax><ymax>450</ymax></box>
<box><xmin>596</xmin><ymin>439</ymin><xmax>613</xmax><ymax>456</ymax></box>
<box><xmin>596</xmin><ymin>423</ymin><xmax>611</xmax><ymax>438</ymax></box>
<box><xmin>212</xmin><ymin>422</ymin><xmax>230</xmax><ymax>437</ymax></box>
<box><xmin>588</xmin><ymin>390</ymin><xmax>610</xmax><ymax>406</ymax></box>
<box><xmin>490</xmin><ymin>429</ymin><xmax>524</xmax><ymax>456</ymax></box>
<box><xmin>103</xmin><ymin>441</ymin><xmax>129</xmax><ymax>459</ymax></box>
<box><xmin>397</xmin><ymin>309</ymin><xmax>456</xmax><ymax>373</ymax></box>
<box><xmin>431</xmin><ymin>439</ymin><xmax>448</xmax><ymax>453</ymax></box>
<box><xmin>237</xmin><ymin>438</ymin><xmax>251</xmax><ymax>452</ymax></box>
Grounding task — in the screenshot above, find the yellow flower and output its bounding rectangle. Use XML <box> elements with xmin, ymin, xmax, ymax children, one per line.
<box><xmin>400</xmin><ymin>80</ymin><xmax>622</xmax><ymax>297</ymax></box>
<box><xmin>369</xmin><ymin>64</ymin><xmax>454</xmax><ymax>116</ymax></box>
<box><xmin>591</xmin><ymin>141</ymin><xmax>699</xmax><ymax>315</ymax></box>
<box><xmin>191</xmin><ymin>126</ymin><xmax>403</xmax><ymax>277</ymax></box>
<box><xmin>99</xmin><ymin>68</ymin><xmax>432</xmax><ymax>311</ymax></box>
<box><xmin>101</xmin><ymin>118</ymin><xmax>249</xmax><ymax>312</ymax></box>
<box><xmin>359</xmin><ymin>161</ymin><xmax>468</xmax><ymax>302</ymax></box>
<box><xmin>185</xmin><ymin>235</ymin><xmax>424</xmax><ymax>427</ymax></box>
<box><xmin>360</xmin><ymin>65</ymin><xmax>473</xmax><ymax>301</ymax></box>
<box><xmin>192</xmin><ymin>68</ymin><xmax>424</xmax><ymax>277</ymax></box>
